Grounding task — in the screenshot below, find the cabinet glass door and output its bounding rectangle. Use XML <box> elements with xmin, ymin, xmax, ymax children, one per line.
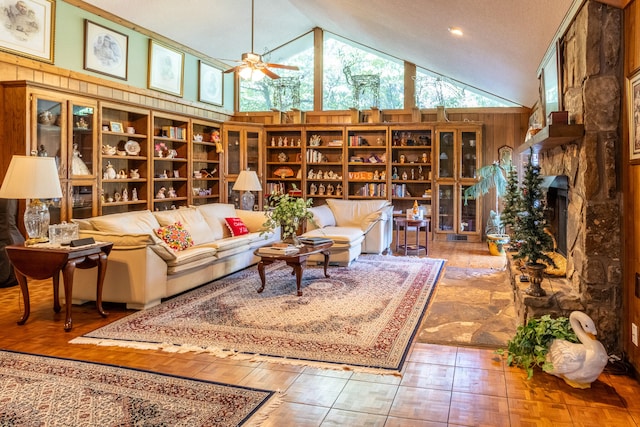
<box><xmin>70</xmin><ymin>104</ymin><xmax>96</xmax><ymax>177</ymax></box>
<box><xmin>226</xmin><ymin>130</ymin><xmax>241</xmax><ymax>176</ymax></box>
<box><xmin>437</xmin><ymin>183</ymin><xmax>455</xmax><ymax>232</ymax></box>
<box><xmin>246</xmin><ymin>130</ymin><xmax>260</xmax><ymax>172</ymax></box>
<box><xmin>460</xmin><ymin>184</ymin><xmax>478</xmax><ymax>233</ymax></box>
<box><xmin>70</xmin><ymin>183</ymin><xmax>96</xmax><ymax>219</ymax></box>
<box><xmin>460</xmin><ymin>131</ymin><xmax>478</xmax><ymax>179</ymax></box>
<box><xmin>35</xmin><ymin>98</ymin><xmax>65</xmax><ymax>177</ymax></box>
<box><xmin>437</xmin><ymin>131</ymin><xmax>454</xmax><ymax>178</ymax></box>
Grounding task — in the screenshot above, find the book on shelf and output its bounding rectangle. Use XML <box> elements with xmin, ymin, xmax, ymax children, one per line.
<box><xmin>258</xmin><ymin>245</ymin><xmax>300</xmax><ymax>255</ymax></box>
<box><xmin>298</xmin><ymin>237</ymin><xmax>333</xmax><ymax>245</ymax></box>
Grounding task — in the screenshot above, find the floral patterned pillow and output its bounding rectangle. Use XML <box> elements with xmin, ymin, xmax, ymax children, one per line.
<box><xmin>154</xmin><ymin>221</ymin><xmax>194</xmax><ymax>251</ymax></box>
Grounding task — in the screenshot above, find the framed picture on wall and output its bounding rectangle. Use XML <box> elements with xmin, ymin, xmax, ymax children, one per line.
<box><xmin>83</xmin><ymin>20</ymin><xmax>128</xmax><ymax>80</ymax></box>
<box><xmin>0</xmin><ymin>0</ymin><xmax>55</xmax><ymax>63</ymax></box>
<box><xmin>148</xmin><ymin>40</ymin><xmax>184</xmax><ymax>97</ymax></box>
<box><xmin>539</xmin><ymin>40</ymin><xmax>562</xmax><ymax>126</ymax></box>
<box><xmin>628</xmin><ymin>70</ymin><xmax>640</xmax><ymax>161</ymax></box>
<box><xmin>198</xmin><ymin>61</ymin><xmax>223</xmax><ymax>106</ymax></box>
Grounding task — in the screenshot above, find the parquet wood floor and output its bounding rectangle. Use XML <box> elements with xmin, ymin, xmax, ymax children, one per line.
<box><xmin>1</xmin><ymin>241</ymin><xmax>639</xmax><ymax>426</ymax></box>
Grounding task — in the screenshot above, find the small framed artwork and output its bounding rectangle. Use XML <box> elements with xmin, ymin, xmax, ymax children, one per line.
<box><xmin>148</xmin><ymin>40</ymin><xmax>184</xmax><ymax>97</ymax></box>
<box><xmin>83</xmin><ymin>20</ymin><xmax>128</xmax><ymax>80</ymax></box>
<box><xmin>0</xmin><ymin>0</ymin><xmax>55</xmax><ymax>63</ymax></box>
<box><xmin>628</xmin><ymin>70</ymin><xmax>640</xmax><ymax>161</ymax></box>
<box><xmin>109</xmin><ymin>121</ymin><xmax>123</xmax><ymax>133</ymax></box>
<box><xmin>539</xmin><ymin>40</ymin><xmax>562</xmax><ymax>126</ymax></box>
<box><xmin>198</xmin><ymin>61</ymin><xmax>223</xmax><ymax>106</ymax></box>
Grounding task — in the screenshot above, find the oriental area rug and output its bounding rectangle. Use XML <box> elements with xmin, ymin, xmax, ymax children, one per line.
<box><xmin>73</xmin><ymin>255</ymin><xmax>445</xmax><ymax>374</ymax></box>
<box><xmin>0</xmin><ymin>350</ymin><xmax>277</xmax><ymax>426</ymax></box>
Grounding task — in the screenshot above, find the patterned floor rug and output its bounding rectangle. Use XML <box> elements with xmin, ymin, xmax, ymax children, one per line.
<box><xmin>72</xmin><ymin>255</ymin><xmax>444</xmax><ymax>374</ymax></box>
<box><xmin>0</xmin><ymin>350</ymin><xmax>278</xmax><ymax>426</ymax></box>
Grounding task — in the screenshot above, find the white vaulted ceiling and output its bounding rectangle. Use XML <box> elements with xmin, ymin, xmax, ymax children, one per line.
<box><xmin>80</xmin><ymin>0</ymin><xmax>577</xmax><ymax>107</ymax></box>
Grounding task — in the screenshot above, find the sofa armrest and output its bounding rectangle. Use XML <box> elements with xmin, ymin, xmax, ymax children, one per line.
<box><xmin>79</xmin><ymin>230</ymin><xmax>176</xmax><ymax>261</ymax></box>
<box><xmin>361</xmin><ymin>205</ymin><xmax>393</xmax><ymax>235</ymax></box>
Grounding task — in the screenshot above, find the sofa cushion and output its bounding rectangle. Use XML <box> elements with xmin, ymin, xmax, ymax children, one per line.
<box><xmin>225</xmin><ymin>217</ymin><xmax>249</xmax><ymax>236</ymax></box>
<box><xmin>153</xmin><ymin>207</ymin><xmax>216</xmax><ymax>245</ymax></box>
<box><xmin>154</xmin><ymin>222</ymin><xmax>194</xmax><ymax>251</ymax></box>
<box><xmin>235</xmin><ymin>209</ymin><xmax>270</xmax><ymax>232</ymax></box>
<box><xmin>326</xmin><ymin>199</ymin><xmax>390</xmax><ymax>228</ymax></box>
<box><xmin>309</xmin><ymin>205</ymin><xmax>336</xmax><ymax>228</ymax></box>
<box><xmin>166</xmin><ymin>246</ymin><xmax>217</xmax><ymax>268</ymax></box>
<box><xmin>90</xmin><ymin>210</ymin><xmax>161</xmax><ymax>234</ymax></box>
<box><xmin>196</xmin><ymin>203</ymin><xmax>238</xmax><ymax>239</ymax></box>
<box><xmin>302</xmin><ymin>226</ymin><xmax>363</xmax><ymax>244</ymax></box>
<box><xmin>204</xmin><ymin>235</ymin><xmax>251</xmax><ymax>251</ymax></box>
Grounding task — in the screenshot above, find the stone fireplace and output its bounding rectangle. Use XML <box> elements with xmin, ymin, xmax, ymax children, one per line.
<box><xmin>510</xmin><ymin>1</ymin><xmax>623</xmax><ymax>353</ymax></box>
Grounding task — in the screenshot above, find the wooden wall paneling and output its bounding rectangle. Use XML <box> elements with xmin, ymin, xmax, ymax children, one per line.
<box><xmin>626</xmin><ymin>1</ymin><xmax>640</xmax><ymax>76</ymax></box>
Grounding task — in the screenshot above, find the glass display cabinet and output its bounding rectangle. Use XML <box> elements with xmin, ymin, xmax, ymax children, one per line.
<box><xmin>433</xmin><ymin>125</ymin><xmax>482</xmax><ymax>241</ymax></box>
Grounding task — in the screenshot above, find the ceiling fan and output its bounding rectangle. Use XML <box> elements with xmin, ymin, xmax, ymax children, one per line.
<box><xmin>223</xmin><ymin>0</ymin><xmax>299</xmax><ymax>80</ymax></box>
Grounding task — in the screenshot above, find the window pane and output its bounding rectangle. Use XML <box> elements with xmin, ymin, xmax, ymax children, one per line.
<box><xmin>414</xmin><ymin>67</ymin><xmax>517</xmax><ymax>108</ymax></box>
<box><xmin>239</xmin><ymin>32</ymin><xmax>314</xmax><ymax>112</ymax></box>
<box><xmin>323</xmin><ymin>32</ymin><xmax>403</xmax><ymax>111</ymax></box>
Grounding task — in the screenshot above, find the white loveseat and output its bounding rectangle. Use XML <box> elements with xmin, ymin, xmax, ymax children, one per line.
<box><xmin>69</xmin><ymin>204</ymin><xmax>279</xmax><ymax>309</ymax></box>
<box><xmin>302</xmin><ymin>199</ymin><xmax>394</xmax><ymax>266</ymax></box>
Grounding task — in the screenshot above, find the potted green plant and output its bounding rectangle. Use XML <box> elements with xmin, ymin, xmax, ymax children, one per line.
<box><xmin>261</xmin><ymin>190</ymin><xmax>314</xmax><ymax>242</ymax></box>
<box><xmin>500</xmin><ymin>166</ymin><xmax>522</xmax><ymax>237</ymax></box>
<box><xmin>499</xmin><ymin>314</ymin><xmax>578</xmax><ymax>379</ymax></box>
<box><xmin>513</xmin><ymin>149</ymin><xmax>555</xmax><ymax>296</ymax></box>
<box><xmin>463</xmin><ymin>161</ymin><xmax>510</xmax><ymax>255</ymax></box>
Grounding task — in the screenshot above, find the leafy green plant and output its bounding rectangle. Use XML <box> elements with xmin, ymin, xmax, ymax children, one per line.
<box><xmin>500</xmin><ymin>166</ymin><xmax>522</xmax><ymax>236</ymax></box>
<box><xmin>261</xmin><ymin>191</ymin><xmax>314</xmax><ymax>241</ymax></box>
<box><xmin>499</xmin><ymin>314</ymin><xmax>579</xmax><ymax>379</ymax></box>
<box><xmin>463</xmin><ymin>161</ymin><xmax>509</xmax><ymax>235</ymax></box>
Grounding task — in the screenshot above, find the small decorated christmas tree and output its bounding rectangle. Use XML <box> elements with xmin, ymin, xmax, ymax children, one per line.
<box><xmin>500</xmin><ymin>166</ymin><xmax>522</xmax><ymax>236</ymax></box>
<box><xmin>513</xmin><ymin>150</ymin><xmax>555</xmax><ymax>296</ymax></box>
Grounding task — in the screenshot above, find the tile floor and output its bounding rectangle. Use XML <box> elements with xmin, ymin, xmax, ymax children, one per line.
<box><xmin>0</xmin><ymin>241</ymin><xmax>639</xmax><ymax>426</ymax></box>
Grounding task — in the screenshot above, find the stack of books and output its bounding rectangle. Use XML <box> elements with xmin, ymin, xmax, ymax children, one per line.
<box><xmin>298</xmin><ymin>237</ymin><xmax>333</xmax><ymax>245</ymax></box>
<box><xmin>258</xmin><ymin>244</ymin><xmax>300</xmax><ymax>255</ymax></box>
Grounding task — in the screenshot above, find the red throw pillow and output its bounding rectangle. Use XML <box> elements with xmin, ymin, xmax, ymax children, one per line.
<box><xmin>154</xmin><ymin>222</ymin><xmax>194</xmax><ymax>251</ymax></box>
<box><xmin>225</xmin><ymin>217</ymin><xmax>249</xmax><ymax>236</ymax></box>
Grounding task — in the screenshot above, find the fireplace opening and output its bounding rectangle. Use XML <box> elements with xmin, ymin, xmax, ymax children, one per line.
<box><xmin>541</xmin><ymin>176</ymin><xmax>568</xmax><ymax>257</ymax></box>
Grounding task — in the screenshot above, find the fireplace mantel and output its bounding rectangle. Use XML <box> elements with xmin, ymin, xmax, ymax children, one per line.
<box><xmin>516</xmin><ymin>124</ymin><xmax>585</xmax><ymax>154</ymax></box>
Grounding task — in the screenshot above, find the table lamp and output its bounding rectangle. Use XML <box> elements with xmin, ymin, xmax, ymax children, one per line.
<box><xmin>0</xmin><ymin>155</ymin><xmax>63</xmax><ymax>245</ymax></box>
<box><xmin>232</xmin><ymin>170</ymin><xmax>262</xmax><ymax>210</ymax></box>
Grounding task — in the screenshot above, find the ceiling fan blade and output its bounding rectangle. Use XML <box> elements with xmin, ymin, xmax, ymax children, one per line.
<box><xmin>265</xmin><ymin>63</ymin><xmax>299</xmax><ymax>70</ymax></box>
<box><xmin>224</xmin><ymin>66</ymin><xmax>241</xmax><ymax>74</ymax></box>
<box><xmin>261</xmin><ymin>68</ymin><xmax>281</xmax><ymax>79</ymax></box>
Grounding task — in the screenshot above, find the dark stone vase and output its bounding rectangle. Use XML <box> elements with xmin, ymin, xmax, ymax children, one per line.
<box><xmin>525</xmin><ymin>262</ymin><xmax>546</xmax><ymax>297</ymax></box>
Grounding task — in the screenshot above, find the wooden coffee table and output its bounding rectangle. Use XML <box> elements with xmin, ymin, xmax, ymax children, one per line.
<box><xmin>254</xmin><ymin>241</ymin><xmax>333</xmax><ymax>296</ymax></box>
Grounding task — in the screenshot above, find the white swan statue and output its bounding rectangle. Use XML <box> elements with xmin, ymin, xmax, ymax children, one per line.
<box><xmin>544</xmin><ymin>311</ymin><xmax>608</xmax><ymax>388</ymax></box>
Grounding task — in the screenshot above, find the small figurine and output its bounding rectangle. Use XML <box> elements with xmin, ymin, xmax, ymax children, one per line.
<box><xmin>121</xmin><ymin>188</ymin><xmax>128</xmax><ymax>202</ymax></box>
<box><xmin>309</xmin><ymin>183</ymin><xmax>317</xmax><ymax>195</ymax></box>
<box><xmin>318</xmin><ymin>183</ymin><xmax>325</xmax><ymax>195</ymax></box>
<box><xmin>402</xmin><ymin>171</ymin><xmax>408</xmax><ymax>181</ymax></box>
<box><xmin>335</xmin><ymin>184</ymin><xmax>343</xmax><ymax>196</ymax></box>
<box><xmin>422</xmin><ymin>152</ymin><xmax>429</xmax><ymax>163</ymax></box>
<box><xmin>168</xmin><ymin>187</ymin><xmax>177</xmax><ymax>198</ymax></box>
<box><xmin>374</xmin><ymin>170</ymin><xmax>380</xmax><ymax>180</ymax></box>
<box><xmin>278</xmin><ymin>137</ymin><xmax>283</xmax><ymax>147</ymax></box>
<box><xmin>130</xmin><ymin>169</ymin><xmax>140</xmax><ymax>179</ymax></box>
<box><xmin>308</xmin><ymin>169</ymin><xmax>315</xmax><ymax>179</ymax></box>
<box><xmin>156</xmin><ymin>187</ymin><xmax>166</xmax><ymax>199</ymax></box>
<box><xmin>271</xmin><ymin>137</ymin><xmax>276</xmax><ymax>147</ymax></box>
<box><xmin>132</xmin><ymin>188</ymin><xmax>138</xmax><ymax>201</ymax></box>
<box><xmin>400</xmin><ymin>154</ymin><xmax>406</xmax><ymax>164</ymax></box>
<box><xmin>327</xmin><ymin>184</ymin><xmax>334</xmax><ymax>195</ymax></box>
<box><xmin>392</xmin><ymin>167</ymin><xmax>399</xmax><ymax>180</ymax></box>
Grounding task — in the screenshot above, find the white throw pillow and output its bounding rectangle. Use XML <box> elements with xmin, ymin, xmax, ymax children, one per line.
<box><xmin>196</xmin><ymin>203</ymin><xmax>238</xmax><ymax>239</ymax></box>
<box><xmin>90</xmin><ymin>210</ymin><xmax>160</xmax><ymax>234</ymax></box>
<box><xmin>153</xmin><ymin>207</ymin><xmax>216</xmax><ymax>245</ymax></box>
<box><xmin>309</xmin><ymin>205</ymin><xmax>336</xmax><ymax>228</ymax></box>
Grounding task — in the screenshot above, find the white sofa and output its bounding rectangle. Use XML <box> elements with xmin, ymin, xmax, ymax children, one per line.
<box><xmin>69</xmin><ymin>204</ymin><xmax>279</xmax><ymax>309</ymax></box>
<box><xmin>302</xmin><ymin>199</ymin><xmax>394</xmax><ymax>266</ymax></box>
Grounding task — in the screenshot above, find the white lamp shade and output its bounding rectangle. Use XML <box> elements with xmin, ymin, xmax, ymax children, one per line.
<box><xmin>233</xmin><ymin>170</ymin><xmax>262</xmax><ymax>192</ymax></box>
<box><xmin>0</xmin><ymin>155</ymin><xmax>63</xmax><ymax>199</ymax></box>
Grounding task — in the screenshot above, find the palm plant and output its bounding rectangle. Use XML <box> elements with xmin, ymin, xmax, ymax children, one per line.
<box><xmin>463</xmin><ymin>161</ymin><xmax>510</xmax><ymax>235</ymax></box>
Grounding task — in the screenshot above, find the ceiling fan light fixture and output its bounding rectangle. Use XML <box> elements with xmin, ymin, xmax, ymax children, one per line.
<box><xmin>239</xmin><ymin>67</ymin><xmax>265</xmax><ymax>82</ymax></box>
<box><xmin>448</xmin><ymin>26</ymin><xmax>463</xmax><ymax>37</ymax></box>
